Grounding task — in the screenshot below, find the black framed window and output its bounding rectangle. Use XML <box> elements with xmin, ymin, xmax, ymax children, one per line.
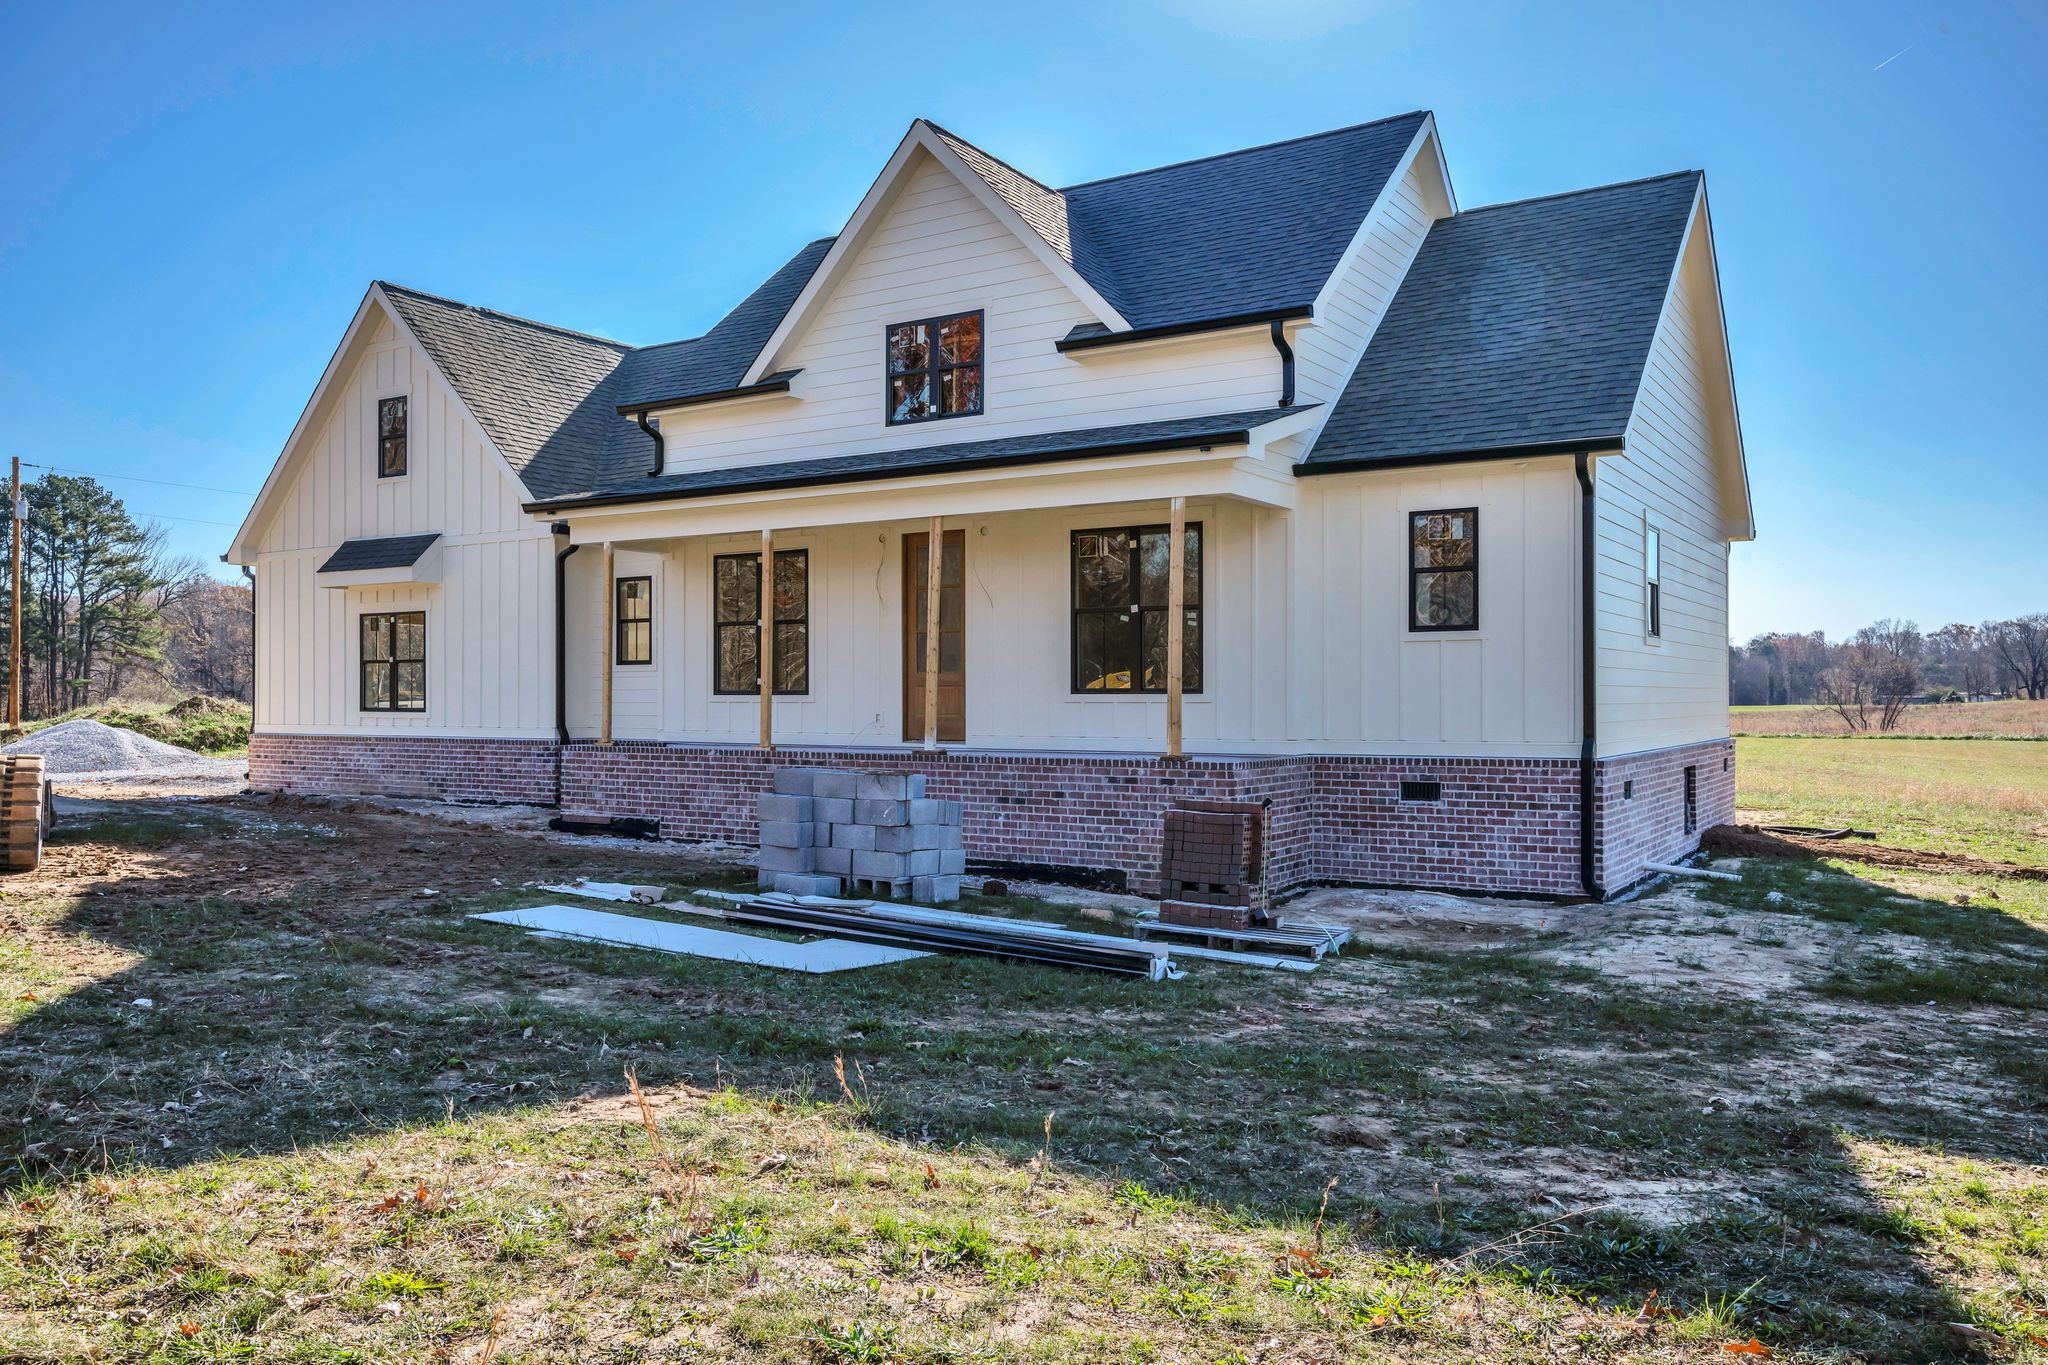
<box><xmin>616</xmin><ymin>576</ymin><xmax>652</xmax><ymax>665</ymax></box>
<box><xmin>1409</xmin><ymin>508</ymin><xmax>1478</xmax><ymax>632</ymax></box>
<box><xmin>360</xmin><ymin>611</ymin><xmax>425</xmax><ymax>711</ymax></box>
<box><xmin>1071</xmin><ymin>523</ymin><xmax>1201</xmax><ymax>694</ymax></box>
<box><xmin>1645</xmin><ymin>524</ymin><xmax>1663</xmax><ymax>638</ymax></box>
<box><xmin>713</xmin><ymin>550</ymin><xmax>808</xmax><ymax>694</ymax></box>
<box><xmin>377</xmin><ymin>396</ymin><xmax>408</xmax><ymax>478</ymax></box>
<box><xmin>885</xmin><ymin>310</ymin><xmax>983</xmax><ymax>424</ymax></box>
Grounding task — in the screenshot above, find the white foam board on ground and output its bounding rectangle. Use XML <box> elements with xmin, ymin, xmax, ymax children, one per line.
<box><xmin>535</xmin><ymin>881</ymin><xmax>650</xmax><ymax>903</ymax></box>
<box><xmin>472</xmin><ymin>905</ymin><xmax>927</xmax><ymax>973</ymax></box>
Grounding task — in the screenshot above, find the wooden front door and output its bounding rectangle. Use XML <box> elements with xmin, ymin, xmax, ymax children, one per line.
<box><xmin>902</xmin><ymin>529</ymin><xmax>965</xmax><ymax>743</ymax></box>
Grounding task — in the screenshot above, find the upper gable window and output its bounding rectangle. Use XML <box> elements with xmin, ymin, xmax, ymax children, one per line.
<box><xmin>377</xmin><ymin>396</ymin><xmax>408</xmax><ymax>478</ymax></box>
<box><xmin>885</xmin><ymin>311</ymin><xmax>983</xmax><ymax>425</ymax></box>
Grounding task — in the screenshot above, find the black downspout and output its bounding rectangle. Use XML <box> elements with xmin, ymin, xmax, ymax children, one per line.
<box><xmin>635</xmin><ymin>412</ymin><xmax>665</xmax><ymax>478</ymax></box>
<box><xmin>1574</xmin><ymin>452</ymin><xmax>1603</xmax><ymax>900</ymax></box>
<box><xmin>552</xmin><ymin>522</ymin><xmax>579</xmax><ymax>747</ymax></box>
<box><xmin>1269</xmin><ymin>319</ymin><xmax>1295</xmax><ymax>408</ymax></box>
<box><xmin>241</xmin><ymin>566</ymin><xmax>256</xmax><ymax>713</ymax></box>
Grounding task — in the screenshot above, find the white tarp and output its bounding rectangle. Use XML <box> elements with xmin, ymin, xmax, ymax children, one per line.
<box><xmin>471</xmin><ymin>905</ymin><xmax>927</xmax><ymax>974</ymax></box>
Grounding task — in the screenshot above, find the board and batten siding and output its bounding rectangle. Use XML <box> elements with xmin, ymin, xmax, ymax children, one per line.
<box><xmin>564</xmin><ymin>459</ymin><xmax>1578</xmax><ymax>757</ymax></box>
<box><xmin>250</xmin><ymin>306</ymin><xmax>558</xmax><ymax>737</ymax></box>
<box><xmin>648</xmin><ymin>149</ymin><xmax>1284</xmax><ymax>477</ymax></box>
<box><xmin>1594</xmin><ymin>220</ymin><xmax>1734</xmax><ymax>757</ymax></box>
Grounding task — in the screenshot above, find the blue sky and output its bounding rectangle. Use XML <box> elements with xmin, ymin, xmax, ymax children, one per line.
<box><xmin>2</xmin><ymin>0</ymin><xmax>2042</xmax><ymax>642</ymax></box>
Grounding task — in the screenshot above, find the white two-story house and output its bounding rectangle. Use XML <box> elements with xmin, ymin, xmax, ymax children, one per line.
<box><xmin>225</xmin><ymin>111</ymin><xmax>1753</xmax><ymax>899</ymax></box>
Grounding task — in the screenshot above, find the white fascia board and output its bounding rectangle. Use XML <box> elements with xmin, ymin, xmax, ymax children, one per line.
<box><xmin>1632</xmin><ymin>182</ymin><xmax>1754</xmax><ymax>542</ymax></box>
<box><xmin>226</xmin><ymin>287</ymin><xmax>380</xmax><ymax>564</ymax></box>
<box><xmin>738</xmin><ymin>121</ymin><xmax>1130</xmax><ymax>387</ymax></box>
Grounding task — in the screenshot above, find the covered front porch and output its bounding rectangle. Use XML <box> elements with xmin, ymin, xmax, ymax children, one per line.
<box><xmin>548</xmin><ymin>417</ymin><xmax>1311</xmax><ymax>760</ymax></box>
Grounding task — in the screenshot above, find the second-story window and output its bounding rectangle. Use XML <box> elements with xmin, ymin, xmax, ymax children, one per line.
<box><xmin>378</xmin><ymin>396</ymin><xmax>408</xmax><ymax>477</ymax></box>
<box><xmin>886</xmin><ymin>311</ymin><xmax>982</xmax><ymax>424</ymax></box>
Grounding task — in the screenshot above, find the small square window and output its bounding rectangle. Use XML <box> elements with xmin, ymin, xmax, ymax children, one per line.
<box><xmin>377</xmin><ymin>397</ymin><xmax>408</xmax><ymax>478</ymax></box>
<box><xmin>886</xmin><ymin>311</ymin><xmax>983</xmax><ymax>425</ymax></box>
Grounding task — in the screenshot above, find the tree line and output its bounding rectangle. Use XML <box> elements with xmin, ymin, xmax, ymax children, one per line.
<box><xmin>1731</xmin><ymin>614</ymin><xmax>2048</xmax><ymax>729</ymax></box>
<box><xmin>0</xmin><ymin>474</ymin><xmax>253</xmax><ymax>719</ymax></box>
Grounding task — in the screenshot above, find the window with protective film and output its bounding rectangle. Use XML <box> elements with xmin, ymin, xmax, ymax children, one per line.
<box><xmin>885</xmin><ymin>311</ymin><xmax>983</xmax><ymax>424</ymax></box>
<box><xmin>360</xmin><ymin>611</ymin><xmax>425</xmax><ymax>711</ymax></box>
<box><xmin>1071</xmin><ymin>523</ymin><xmax>1202</xmax><ymax>694</ymax></box>
<box><xmin>1409</xmin><ymin>508</ymin><xmax>1478</xmax><ymax>632</ymax></box>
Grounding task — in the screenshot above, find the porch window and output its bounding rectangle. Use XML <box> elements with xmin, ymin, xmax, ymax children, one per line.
<box><xmin>360</xmin><ymin>611</ymin><xmax>425</xmax><ymax>711</ymax></box>
<box><xmin>713</xmin><ymin>549</ymin><xmax>808</xmax><ymax>694</ymax></box>
<box><xmin>885</xmin><ymin>311</ymin><xmax>983</xmax><ymax>424</ymax></box>
<box><xmin>615</xmin><ymin>575</ymin><xmax>652</xmax><ymax>665</ymax></box>
<box><xmin>1071</xmin><ymin>523</ymin><xmax>1201</xmax><ymax>693</ymax></box>
<box><xmin>1409</xmin><ymin>508</ymin><xmax>1477</xmax><ymax>632</ymax></box>
<box><xmin>377</xmin><ymin>396</ymin><xmax>407</xmax><ymax>478</ymax></box>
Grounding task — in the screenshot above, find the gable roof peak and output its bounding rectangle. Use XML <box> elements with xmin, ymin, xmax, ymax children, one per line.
<box><xmin>373</xmin><ymin>280</ymin><xmax>632</xmax><ymax>351</ymax></box>
<box><xmin>1055</xmin><ymin>109</ymin><xmax>1431</xmax><ymax>192</ymax></box>
<box><xmin>1454</xmin><ymin>168</ymin><xmax>1701</xmax><ymax>220</ymax></box>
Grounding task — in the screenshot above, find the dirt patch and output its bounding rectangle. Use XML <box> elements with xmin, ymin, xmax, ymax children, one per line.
<box><xmin>1705</xmin><ymin>822</ymin><xmax>2048</xmax><ymax>881</ymax></box>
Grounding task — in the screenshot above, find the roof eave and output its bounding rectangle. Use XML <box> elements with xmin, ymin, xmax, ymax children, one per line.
<box><xmin>616</xmin><ymin>370</ymin><xmax>801</xmax><ymax>417</ymax></box>
<box><xmin>1057</xmin><ymin>306</ymin><xmax>1312</xmax><ymax>354</ymax></box>
<box><xmin>1294</xmin><ymin>435</ymin><xmax>1625</xmax><ymax>477</ymax></box>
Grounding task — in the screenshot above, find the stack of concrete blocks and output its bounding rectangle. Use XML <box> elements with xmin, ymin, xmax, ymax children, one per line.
<box><xmin>755</xmin><ymin>768</ymin><xmax>965</xmax><ymax>903</ymax></box>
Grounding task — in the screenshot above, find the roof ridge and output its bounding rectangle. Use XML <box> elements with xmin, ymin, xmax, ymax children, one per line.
<box><xmin>922</xmin><ymin>120</ymin><xmax>1061</xmax><ymax>196</ymax></box>
<box><xmin>375</xmin><ymin>280</ymin><xmax>634</xmax><ymax>351</ymax></box>
<box><xmin>1056</xmin><ymin>110</ymin><xmax>1429</xmax><ymax>192</ymax></box>
<box><xmin>1453</xmin><ymin>169</ymin><xmax>1701</xmax><ymax>219</ymax></box>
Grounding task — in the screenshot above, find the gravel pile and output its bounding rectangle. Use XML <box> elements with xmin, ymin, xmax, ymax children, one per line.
<box><xmin>4</xmin><ymin>718</ymin><xmax>243</xmax><ymax>778</ymax></box>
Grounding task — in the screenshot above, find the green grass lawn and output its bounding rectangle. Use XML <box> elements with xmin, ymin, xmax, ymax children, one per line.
<box><xmin>1735</xmin><ymin>735</ymin><xmax>2048</xmax><ymax>867</ymax></box>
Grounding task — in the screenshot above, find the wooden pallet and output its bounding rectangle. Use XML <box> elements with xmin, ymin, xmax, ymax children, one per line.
<box><xmin>1</xmin><ymin>753</ymin><xmax>51</xmax><ymax>872</ymax></box>
<box><xmin>1133</xmin><ymin>911</ymin><xmax>1349</xmax><ymax>960</ymax></box>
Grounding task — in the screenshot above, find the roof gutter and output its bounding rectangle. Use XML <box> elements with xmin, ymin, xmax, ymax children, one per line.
<box><xmin>634</xmin><ymin>412</ymin><xmax>664</xmax><ymax>479</ymax></box>
<box><xmin>1270</xmin><ymin>319</ymin><xmax>1295</xmax><ymax>408</ymax></box>
<box><xmin>1056</xmin><ymin>306</ymin><xmax>1312</xmax><ymax>354</ymax></box>
<box><xmin>1574</xmin><ymin>450</ymin><xmax>1603</xmax><ymax>901</ymax></box>
<box><xmin>616</xmin><ymin>371</ymin><xmax>799</xmax><ymax>418</ymax></box>
<box><xmin>552</xmin><ymin>522</ymin><xmax>579</xmax><ymax>747</ymax></box>
<box><xmin>1293</xmin><ymin>435</ymin><xmax>1623</xmax><ymax>479</ymax></box>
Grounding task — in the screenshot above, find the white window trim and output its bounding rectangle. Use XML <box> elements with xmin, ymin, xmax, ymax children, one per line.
<box><xmin>1643</xmin><ymin>514</ymin><xmax>1665</xmax><ymax>646</ymax></box>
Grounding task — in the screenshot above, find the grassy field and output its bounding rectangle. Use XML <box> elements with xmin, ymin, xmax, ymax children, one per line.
<box><xmin>3</xmin><ymin>791</ymin><xmax>2046</xmax><ymax>1361</ymax></box>
<box><xmin>1732</xmin><ymin>698</ymin><xmax>2048</xmax><ymax>738</ymax></box>
<box><xmin>1735</xmin><ymin>734</ymin><xmax>2048</xmax><ymax>866</ymax></box>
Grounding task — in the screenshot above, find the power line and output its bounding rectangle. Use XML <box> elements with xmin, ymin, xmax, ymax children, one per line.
<box><xmin>18</xmin><ymin>461</ymin><xmax>257</xmax><ymax>497</ymax></box>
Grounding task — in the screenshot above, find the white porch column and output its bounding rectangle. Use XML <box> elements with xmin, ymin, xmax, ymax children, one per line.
<box><xmin>923</xmin><ymin>514</ymin><xmax>943</xmax><ymax>750</ymax></box>
<box><xmin>600</xmin><ymin>541</ymin><xmax>614</xmax><ymax>746</ymax></box>
<box><xmin>758</xmin><ymin>528</ymin><xmax>774</xmax><ymax>750</ymax></box>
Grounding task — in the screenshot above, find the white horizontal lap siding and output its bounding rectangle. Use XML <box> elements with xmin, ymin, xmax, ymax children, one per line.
<box><xmin>1295</xmin><ymin>462</ymin><xmax>1580</xmax><ymax>755</ymax></box>
<box><xmin>1596</xmin><ymin>225</ymin><xmax>1732</xmax><ymax>757</ymax></box>
<box><xmin>651</xmin><ymin>151</ymin><xmax>1279</xmax><ymax>475</ymax></box>
<box><xmin>1290</xmin><ymin>154</ymin><xmax>1444</xmax><ymax>410</ymax></box>
<box><xmin>251</xmin><ymin>305</ymin><xmax>555</xmax><ymax>737</ymax></box>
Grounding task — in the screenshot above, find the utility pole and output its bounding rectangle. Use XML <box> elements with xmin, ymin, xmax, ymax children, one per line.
<box><xmin>6</xmin><ymin>456</ymin><xmax>20</xmax><ymax>735</ymax></box>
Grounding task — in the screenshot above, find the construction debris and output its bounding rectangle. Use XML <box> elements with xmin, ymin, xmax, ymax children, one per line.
<box><xmin>470</xmin><ymin>905</ymin><xmax>928</xmax><ymax>974</ymax></box>
<box><xmin>1643</xmin><ymin>860</ymin><xmax>1742</xmax><ymax>883</ymax></box>
<box><xmin>536</xmin><ymin>880</ymin><xmax>666</xmax><ymax>904</ymax></box>
<box><xmin>1134</xmin><ymin>910</ymin><xmax>1350</xmax><ymax>960</ymax></box>
<box><xmin>757</xmin><ymin>768</ymin><xmax>964</xmax><ymax>901</ymax></box>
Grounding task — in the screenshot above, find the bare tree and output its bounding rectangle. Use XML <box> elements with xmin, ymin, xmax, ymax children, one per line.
<box><xmin>1983</xmin><ymin>615</ymin><xmax>2048</xmax><ymax>701</ymax></box>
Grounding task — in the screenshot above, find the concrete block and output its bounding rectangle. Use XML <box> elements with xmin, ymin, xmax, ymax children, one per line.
<box><xmin>912</xmin><ymin>824</ymin><xmax>962</xmax><ymax>850</ymax></box>
<box><xmin>814</xmin><ymin>844</ymin><xmax>852</xmax><ymax>875</ymax></box>
<box><xmin>757</xmin><ymin>793</ymin><xmax>813</xmax><ymax>823</ymax></box>
<box><xmin>856</xmin><ymin>798</ymin><xmax>909</xmax><ymax>826</ymax></box>
<box><xmin>773</xmin><ymin>872</ymin><xmax>843</xmax><ymax>898</ymax></box>
<box><xmin>757</xmin><ymin>843</ymin><xmax>814</xmax><ymax>873</ymax></box>
<box><xmin>758</xmin><ymin>820</ymin><xmax>814</xmax><ymax>848</ymax></box>
<box><xmin>812</xmin><ymin>796</ymin><xmax>854</xmax><ymax>825</ymax></box>
<box><xmin>771</xmin><ymin>768</ymin><xmax>817</xmax><ymax>796</ymax></box>
<box><xmin>813</xmin><ymin>770</ymin><xmax>859</xmax><ymax>801</ymax></box>
<box><xmin>906</xmin><ymin>848</ymin><xmax>941</xmax><ymax>876</ymax></box>
<box><xmin>872</xmin><ymin>824</ymin><xmax>917</xmax><ymax>853</ymax></box>
<box><xmin>909</xmin><ymin>798</ymin><xmax>960</xmax><ymax>825</ymax></box>
<box><xmin>912</xmin><ymin>874</ymin><xmax>961</xmax><ymax>903</ymax></box>
<box><xmin>907</xmin><ymin>773</ymin><xmax>928</xmax><ymax>798</ymax></box>
<box><xmin>855</xmin><ymin>771</ymin><xmax>912</xmax><ymax>800</ymax></box>
<box><xmin>852</xmin><ymin>849</ymin><xmax>909</xmax><ymax>880</ymax></box>
<box><xmin>831</xmin><ymin>823</ymin><xmax>876</xmax><ymax>851</ymax></box>
<box><xmin>938</xmin><ymin>848</ymin><xmax>966</xmax><ymax>875</ymax></box>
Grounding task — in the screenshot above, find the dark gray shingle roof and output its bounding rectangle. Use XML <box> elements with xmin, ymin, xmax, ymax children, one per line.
<box><xmin>318</xmin><ymin>533</ymin><xmax>441</xmax><ymax>573</ymax></box>
<box><xmin>1302</xmin><ymin>171</ymin><xmax>1701</xmax><ymax>470</ymax></box>
<box><xmin>526</xmin><ymin>408</ymin><xmax>1308</xmax><ymax>510</ymax></box>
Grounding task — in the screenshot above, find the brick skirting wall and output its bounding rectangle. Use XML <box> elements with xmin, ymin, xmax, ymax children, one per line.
<box><xmin>249</xmin><ymin>733</ymin><xmax>1737</xmax><ymax>899</ymax></box>
<box><xmin>1593</xmin><ymin>737</ymin><xmax>1738</xmax><ymax>893</ymax></box>
<box><xmin>248</xmin><ymin>733</ymin><xmax>560</xmax><ymax>805</ymax></box>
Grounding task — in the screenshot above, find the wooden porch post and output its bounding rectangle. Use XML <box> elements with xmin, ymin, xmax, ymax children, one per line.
<box><xmin>600</xmin><ymin>542</ymin><xmax>615</xmax><ymax>746</ymax></box>
<box><xmin>923</xmin><ymin>515</ymin><xmax>943</xmax><ymax>750</ymax></box>
<box><xmin>758</xmin><ymin>529</ymin><xmax>774</xmax><ymax>750</ymax></box>
<box><xmin>1166</xmin><ymin>497</ymin><xmax>1185</xmax><ymax>759</ymax></box>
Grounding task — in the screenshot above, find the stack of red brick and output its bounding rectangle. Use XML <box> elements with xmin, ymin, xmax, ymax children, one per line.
<box><xmin>1157</xmin><ymin>799</ymin><xmax>1268</xmax><ymax>931</ymax></box>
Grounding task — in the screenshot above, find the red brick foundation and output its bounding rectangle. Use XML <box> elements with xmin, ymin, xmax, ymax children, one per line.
<box><xmin>248</xmin><ymin>733</ymin><xmax>560</xmax><ymax>805</ymax></box>
<box><xmin>1593</xmin><ymin>737</ymin><xmax>1738</xmax><ymax>893</ymax></box>
<box><xmin>248</xmin><ymin>732</ymin><xmax>1735</xmax><ymax>900</ymax></box>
